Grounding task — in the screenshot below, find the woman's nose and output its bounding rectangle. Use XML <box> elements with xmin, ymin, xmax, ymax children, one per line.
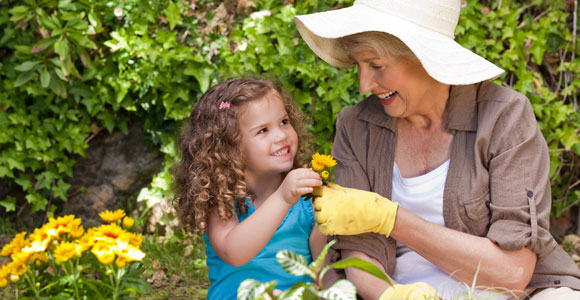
<box><xmin>358</xmin><ymin>67</ymin><xmax>378</xmax><ymax>94</ymax></box>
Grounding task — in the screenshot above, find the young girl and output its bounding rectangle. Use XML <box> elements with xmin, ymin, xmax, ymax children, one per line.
<box><xmin>173</xmin><ymin>77</ymin><xmax>326</xmax><ymax>299</ymax></box>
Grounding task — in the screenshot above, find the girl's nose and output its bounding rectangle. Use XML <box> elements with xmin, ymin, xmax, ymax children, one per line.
<box><xmin>273</xmin><ymin>128</ymin><xmax>287</xmax><ymax>143</ymax></box>
<box><xmin>358</xmin><ymin>66</ymin><xmax>378</xmax><ymax>94</ymax></box>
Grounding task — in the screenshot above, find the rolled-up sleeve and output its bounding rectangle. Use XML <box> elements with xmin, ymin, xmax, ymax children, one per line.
<box><xmin>485</xmin><ymin>95</ymin><xmax>557</xmax><ymax>258</ymax></box>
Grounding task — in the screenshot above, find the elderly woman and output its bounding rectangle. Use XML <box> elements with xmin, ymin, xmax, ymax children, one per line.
<box><xmin>295</xmin><ymin>0</ymin><xmax>580</xmax><ymax>299</ymax></box>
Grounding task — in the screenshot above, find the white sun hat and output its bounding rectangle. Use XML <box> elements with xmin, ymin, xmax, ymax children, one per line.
<box><xmin>295</xmin><ymin>0</ymin><xmax>504</xmax><ymax>85</ymax></box>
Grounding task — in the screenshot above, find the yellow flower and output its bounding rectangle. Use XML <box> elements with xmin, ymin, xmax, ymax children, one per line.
<box><xmin>113</xmin><ymin>240</ymin><xmax>145</xmax><ymax>264</ymax></box>
<box><xmin>54</xmin><ymin>242</ymin><xmax>78</xmax><ymax>264</ymax></box>
<box><xmin>122</xmin><ymin>216</ymin><xmax>135</xmax><ymax>229</ymax></box>
<box><xmin>0</xmin><ymin>264</ymin><xmax>10</xmax><ymax>287</ymax></box>
<box><xmin>7</xmin><ymin>260</ymin><xmax>27</xmax><ymax>276</ymax></box>
<box><xmin>77</xmin><ymin>229</ymin><xmax>97</xmax><ymax>252</ymax></box>
<box><xmin>44</xmin><ymin>215</ymin><xmax>82</xmax><ymax>238</ymax></box>
<box><xmin>0</xmin><ymin>278</ymin><xmax>6</xmax><ymax>288</ymax></box>
<box><xmin>9</xmin><ymin>274</ymin><xmax>19</xmax><ymax>283</ymax></box>
<box><xmin>321</xmin><ymin>171</ymin><xmax>329</xmax><ymax>179</ymax></box>
<box><xmin>99</xmin><ymin>209</ymin><xmax>126</xmax><ymax>223</ymax></box>
<box><xmin>91</xmin><ymin>241</ymin><xmax>115</xmax><ymax>265</ymax></box>
<box><xmin>94</xmin><ymin>223</ymin><xmax>125</xmax><ymax>242</ymax></box>
<box><xmin>30</xmin><ymin>252</ymin><xmax>49</xmax><ymax>267</ymax></box>
<box><xmin>1</xmin><ymin>232</ymin><xmax>28</xmax><ymax>257</ymax></box>
<box><xmin>311</xmin><ymin>153</ymin><xmax>337</xmax><ymax>171</ymax></box>
<box><xmin>120</xmin><ymin>232</ymin><xmax>143</xmax><ymax>248</ymax></box>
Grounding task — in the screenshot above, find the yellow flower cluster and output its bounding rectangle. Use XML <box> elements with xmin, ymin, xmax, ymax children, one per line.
<box><xmin>0</xmin><ymin>209</ymin><xmax>145</xmax><ymax>289</ymax></box>
<box><xmin>311</xmin><ymin>153</ymin><xmax>337</xmax><ymax>172</ymax></box>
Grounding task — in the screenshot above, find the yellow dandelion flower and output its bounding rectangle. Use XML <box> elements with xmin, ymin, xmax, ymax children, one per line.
<box><xmin>26</xmin><ymin>227</ymin><xmax>52</xmax><ymax>251</ymax></box>
<box><xmin>311</xmin><ymin>160</ymin><xmax>324</xmax><ymax>171</ymax></box>
<box><xmin>99</xmin><ymin>209</ymin><xmax>126</xmax><ymax>223</ymax></box>
<box><xmin>116</xmin><ymin>257</ymin><xmax>127</xmax><ymax>268</ymax></box>
<box><xmin>53</xmin><ymin>242</ymin><xmax>77</xmax><ymax>264</ymax></box>
<box><xmin>30</xmin><ymin>252</ymin><xmax>49</xmax><ymax>267</ymax></box>
<box><xmin>11</xmin><ymin>251</ymin><xmax>31</xmax><ymax>266</ymax></box>
<box><xmin>311</xmin><ymin>153</ymin><xmax>337</xmax><ymax>170</ymax></box>
<box><xmin>91</xmin><ymin>241</ymin><xmax>115</xmax><ymax>265</ymax></box>
<box><xmin>44</xmin><ymin>215</ymin><xmax>80</xmax><ymax>238</ymax></box>
<box><xmin>113</xmin><ymin>240</ymin><xmax>145</xmax><ymax>262</ymax></box>
<box><xmin>8</xmin><ymin>260</ymin><xmax>27</xmax><ymax>276</ymax></box>
<box><xmin>95</xmin><ymin>223</ymin><xmax>126</xmax><ymax>243</ymax></box>
<box><xmin>77</xmin><ymin>229</ymin><xmax>97</xmax><ymax>252</ymax></box>
<box><xmin>0</xmin><ymin>278</ymin><xmax>6</xmax><ymax>288</ymax></box>
<box><xmin>122</xmin><ymin>216</ymin><xmax>134</xmax><ymax>229</ymax></box>
<box><xmin>1</xmin><ymin>232</ymin><xmax>28</xmax><ymax>257</ymax></box>
<box><xmin>120</xmin><ymin>232</ymin><xmax>143</xmax><ymax>248</ymax></box>
<box><xmin>321</xmin><ymin>170</ymin><xmax>329</xmax><ymax>179</ymax></box>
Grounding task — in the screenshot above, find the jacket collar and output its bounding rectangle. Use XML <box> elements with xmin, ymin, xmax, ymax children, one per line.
<box><xmin>356</xmin><ymin>83</ymin><xmax>480</xmax><ymax>132</ymax></box>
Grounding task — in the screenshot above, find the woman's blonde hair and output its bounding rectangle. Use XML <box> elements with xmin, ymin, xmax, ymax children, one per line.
<box><xmin>336</xmin><ymin>31</ymin><xmax>418</xmax><ymax>64</ymax></box>
<box><xmin>172</xmin><ymin>77</ymin><xmax>310</xmax><ymax>234</ymax></box>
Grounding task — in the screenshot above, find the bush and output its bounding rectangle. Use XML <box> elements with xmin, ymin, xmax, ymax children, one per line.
<box><xmin>0</xmin><ymin>0</ymin><xmax>579</xmax><ymax>223</ymax></box>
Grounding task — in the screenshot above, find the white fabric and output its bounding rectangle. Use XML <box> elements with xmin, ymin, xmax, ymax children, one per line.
<box><xmin>294</xmin><ymin>0</ymin><xmax>505</xmax><ymax>85</ymax></box>
<box><xmin>529</xmin><ymin>287</ymin><xmax>580</xmax><ymax>300</ymax></box>
<box><xmin>391</xmin><ymin>160</ymin><xmax>509</xmax><ymax>299</ymax></box>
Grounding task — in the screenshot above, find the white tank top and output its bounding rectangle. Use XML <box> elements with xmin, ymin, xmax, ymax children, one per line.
<box><xmin>391</xmin><ymin>160</ymin><xmax>509</xmax><ymax>299</ymax></box>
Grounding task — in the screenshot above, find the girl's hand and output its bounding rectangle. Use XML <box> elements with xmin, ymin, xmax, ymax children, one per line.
<box><xmin>277</xmin><ymin>168</ymin><xmax>322</xmax><ymax>205</ymax></box>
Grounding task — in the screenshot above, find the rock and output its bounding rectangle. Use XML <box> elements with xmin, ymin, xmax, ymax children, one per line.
<box><xmin>62</xmin><ymin>121</ymin><xmax>163</xmax><ymax>227</ymax></box>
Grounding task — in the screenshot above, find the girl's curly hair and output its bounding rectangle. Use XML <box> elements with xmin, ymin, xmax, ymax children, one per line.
<box><xmin>172</xmin><ymin>77</ymin><xmax>310</xmax><ymax>234</ymax></box>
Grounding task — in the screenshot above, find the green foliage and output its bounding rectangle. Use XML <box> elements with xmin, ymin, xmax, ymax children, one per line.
<box><xmin>0</xmin><ymin>0</ymin><xmax>579</xmax><ymax>221</ymax></box>
<box><xmin>238</xmin><ymin>240</ymin><xmax>386</xmax><ymax>300</ymax></box>
<box><xmin>455</xmin><ymin>0</ymin><xmax>580</xmax><ymax>216</ymax></box>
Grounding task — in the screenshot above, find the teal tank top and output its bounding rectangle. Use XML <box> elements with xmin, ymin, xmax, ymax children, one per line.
<box><xmin>204</xmin><ymin>197</ymin><xmax>315</xmax><ymax>299</ymax></box>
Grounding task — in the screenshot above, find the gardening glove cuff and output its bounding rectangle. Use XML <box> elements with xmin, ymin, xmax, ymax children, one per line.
<box><xmin>312</xmin><ymin>183</ymin><xmax>398</xmax><ymax>237</ymax></box>
<box><xmin>379</xmin><ymin>282</ymin><xmax>440</xmax><ymax>300</ymax></box>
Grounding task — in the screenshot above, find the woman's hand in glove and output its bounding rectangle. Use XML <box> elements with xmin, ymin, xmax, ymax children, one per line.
<box><xmin>312</xmin><ymin>183</ymin><xmax>398</xmax><ymax>237</ymax></box>
<box><xmin>379</xmin><ymin>282</ymin><xmax>441</xmax><ymax>300</ymax></box>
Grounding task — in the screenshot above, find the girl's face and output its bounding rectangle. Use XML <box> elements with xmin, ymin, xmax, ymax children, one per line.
<box><xmin>238</xmin><ymin>91</ymin><xmax>298</xmax><ymax>178</ymax></box>
<box><xmin>351</xmin><ymin>49</ymin><xmax>438</xmax><ymax>118</ymax></box>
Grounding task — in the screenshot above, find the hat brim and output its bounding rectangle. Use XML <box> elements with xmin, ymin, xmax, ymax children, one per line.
<box><xmin>295</xmin><ymin>4</ymin><xmax>504</xmax><ymax>85</ymax></box>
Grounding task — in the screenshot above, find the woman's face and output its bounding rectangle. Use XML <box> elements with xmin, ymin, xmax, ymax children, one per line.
<box><xmin>351</xmin><ymin>49</ymin><xmax>439</xmax><ymax>118</ymax></box>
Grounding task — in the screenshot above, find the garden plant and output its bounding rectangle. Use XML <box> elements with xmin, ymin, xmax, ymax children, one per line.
<box><xmin>0</xmin><ymin>0</ymin><xmax>579</xmax><ymax>298</ymax></box>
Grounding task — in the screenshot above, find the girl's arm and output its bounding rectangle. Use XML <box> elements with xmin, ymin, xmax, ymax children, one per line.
<box><xmin>308</xmin><ymin>223</ymin><xmax>326</xmax><ymax>261</ymax></box>
<box><xmin>208</xmin><ymin>168</ymin><xmax>321</xmax><ymax>266</ymax></box>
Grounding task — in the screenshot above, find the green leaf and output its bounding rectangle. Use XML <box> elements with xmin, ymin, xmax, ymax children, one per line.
<box><xmin>276</xmin><ymin>250</ymin><xmax>316</xmax><ymax>279</ymax></box>
<box><xmin>54</xmin><ymin>37</ymin><xmax>70</xmax><ymax>57</ymax></box>
<box><xmin>237</xmin><ymin>279</ymin><xmax>277</xmax><ymax>300</ymax></box>
<box><xmin>0</xmin><ymin>196</ymin><xmax>16</xmax><ymax>212</ymax></box>
<box><xmin>310</xmin><ymin>240</ymin><xmax>335</xmax><ymax>274</ymax></box>
<box><xmin>164</xmin><ymin>1</ymin><xmax>182</xmax><ymax>30</ymax></box>
<box><xmin>14</xmin><ymin>60</ymin><xmax>42</xmax><ymax>72</ymax></box>
<box><xmin>330</xmin><ymin>257</ymin><xmax>392</xmax><ymax>285</ymax></box>
<box><xmin>14</xmin><ymin>70</ymin><xmax>37</xmax><ymax>87</ymax></box>
<box><xmin>184</xmin><ymin>64</ymin><xmax>214</xmax><ymax>93</ymax></box>
<box><xmin>318</xmin><ymin>280</ymin><xmax>357</xmax><ymax>300</ymax></box>
<box><xmin>40</xmin><ymin>67</ymin><xmax>51</xmax><ymax>88</ymax></box>
<box><xmin>31</xmin><ymin>37</ymin><xmax>57</xmax><ymax>53</ymax></box>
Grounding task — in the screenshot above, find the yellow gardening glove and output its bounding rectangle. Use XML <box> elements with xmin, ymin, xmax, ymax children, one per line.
<box><xmin>312</xmin><ymin>183</ymin><xmax>398</xmax><ymax>237</ymax></box>
<box><xmin>379</xmin><ymin>282</ymin><xmax>441</xmax><ymax>300</ymax></box>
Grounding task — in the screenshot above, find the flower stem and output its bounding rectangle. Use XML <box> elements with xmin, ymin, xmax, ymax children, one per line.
<box><xmin>24</xmin><ymin>269</ymin><xmax>40</xmax><ymax>299</ymax></box>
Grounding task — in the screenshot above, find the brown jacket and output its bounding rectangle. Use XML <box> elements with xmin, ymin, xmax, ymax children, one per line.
<box><xmin>330</xmin><ymin>81</ymin><xmax>580</xmax><ymax>290</ymax></box>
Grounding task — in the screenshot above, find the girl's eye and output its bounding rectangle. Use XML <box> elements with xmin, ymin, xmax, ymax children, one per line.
<box><xmin>257</xmin><ymin>128</ymin><xmax>267</xmax><ymax>134</ymax></box>
<box><xmin>280</xmin><ymin>118</ymin><xmax>289</xmax><ymax>126</ymax></box>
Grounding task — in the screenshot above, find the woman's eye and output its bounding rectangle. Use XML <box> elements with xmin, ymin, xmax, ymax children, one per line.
<box><xmin>370</xmin><ymin>64</ymin><xmax>382</xmax><ymax>70</ymax></box>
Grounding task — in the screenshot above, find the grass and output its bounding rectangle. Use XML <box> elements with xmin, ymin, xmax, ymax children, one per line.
<box><xmin>139</xmin><ymin>230</ymin><xmax>210</xmax><ymax>300</ymax></box>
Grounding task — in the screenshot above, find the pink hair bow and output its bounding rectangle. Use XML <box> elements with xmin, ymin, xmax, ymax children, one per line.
<box><xmin>219</xmin><ymin>101</ymin><xmax>231</xmax><ymax>110</ymax></box>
